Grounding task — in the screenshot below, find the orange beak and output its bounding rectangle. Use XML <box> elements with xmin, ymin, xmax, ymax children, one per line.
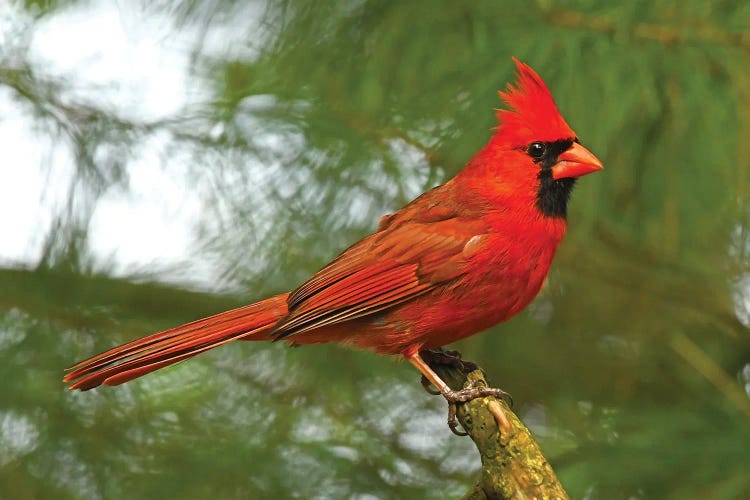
<box><xmin>551</xmin><ymin>143</ymin><xmax>604</xmax><ymax>180</ymax></box>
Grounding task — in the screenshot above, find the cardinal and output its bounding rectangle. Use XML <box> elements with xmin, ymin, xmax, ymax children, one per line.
<box><xmin>65</xmin><ymin>58</ymin><xmax>602</xmax><ymax>434</ymax></box>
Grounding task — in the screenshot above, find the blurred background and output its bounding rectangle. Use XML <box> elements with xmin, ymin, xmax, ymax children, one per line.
<box><xmin>1</xmin><ymin>1</ymin><xmax>749</xmax><ymax>498</ymax></box>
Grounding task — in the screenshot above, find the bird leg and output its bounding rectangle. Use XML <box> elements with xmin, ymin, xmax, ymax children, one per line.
<box><xmin>418</xmin><ymin>349</ymin><xmax>477</xmax><ymax>396</ymax></box>
<box><xmin>407</xmin><ymin>350</ymin><xmax>512</xmax><ymax>436</ymax></box>
<box><xmin>420</xmin><ymin>375</ymin><xmax>441</xmax><ymax>395</ymax></box>
<box><xmin>420</xmin><ymin>349</ymin><xmax>513</xmax><ymax>407</ymax></box>
<box><xmin>419</xmin><ymin>349</ymin><xmax>467</xmax><ymax>395</ymax></box>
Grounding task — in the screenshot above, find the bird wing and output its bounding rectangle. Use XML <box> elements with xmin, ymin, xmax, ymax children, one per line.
<box><xmin>272</xmin><ymin>216</ymin><xmax>487</xmax><ymax>339</ymax></box>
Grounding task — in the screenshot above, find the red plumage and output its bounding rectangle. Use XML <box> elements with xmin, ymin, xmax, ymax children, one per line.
<box><xmin>496</xmin><ymin>58</ymin><xmax>576</xmax><ymax>144</ymax></box>
<box><xmin>64</xmin><ymin>59</ymin><xmax>602</xmax><ymax>399</ymax></box>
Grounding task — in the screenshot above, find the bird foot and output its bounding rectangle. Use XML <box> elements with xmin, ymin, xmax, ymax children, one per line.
<box><xmin>444</xmin><ymin>384</ymin><xmax>513</xmax><ymax>436</ymax></box>
<box><xmin>418</xmin><ymin>349</ymin><xmax>480</xmax><ymax>396</ymax></box>
<box><xmin>409</xmin><ymin>349</ymin><xmax>512</xmax><ymax>436</ymax></box>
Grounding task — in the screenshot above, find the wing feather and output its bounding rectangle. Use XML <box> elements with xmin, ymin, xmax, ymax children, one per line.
<box><xmin>273</xmin><ymin>217</ymin><xmax>488</xmax><ymax>339</ymax></box>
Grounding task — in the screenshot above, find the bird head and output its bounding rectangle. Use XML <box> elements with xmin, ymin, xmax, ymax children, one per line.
<box><xmin>485</xmin><ymin>58</ymin><xmax>603</xmax><ymax>218</ymax></box>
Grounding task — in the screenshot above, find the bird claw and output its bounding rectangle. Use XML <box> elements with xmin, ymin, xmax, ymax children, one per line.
<box><xmin>443</xmin><ymin>384</ymin><xmax>513</xmax><ymax>436</ymax></box>
<box><xmin>444</xmin><ymin>384</ymin><xmax>513</xmax><ymax>407</ymax></box>
<box><xmin>447</xmin><ymin>402</ymin><xmax>468</xmax><ymax>436</ymax></box>
<box><xmin>411</xmin><ymin>349</ymin><xmax>512</xmax><ymax>436</ymax></box>
<box><xmin>420</xmin><ymin>375</ymin><xmax>442</xmax><ymax>395</ymax></box>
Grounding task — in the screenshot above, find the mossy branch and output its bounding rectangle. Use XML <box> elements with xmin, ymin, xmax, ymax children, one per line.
<box><xmin>424</xmin><ymin>353</ymin><xmax>568</xmax><ymax>500</ymax></box>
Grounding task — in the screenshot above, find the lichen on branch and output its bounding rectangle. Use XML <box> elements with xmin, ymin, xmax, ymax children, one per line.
<box><xmin>424</xmin><ymin>354</ymin><xmax>568</xmax><ymax>499</ymax></box>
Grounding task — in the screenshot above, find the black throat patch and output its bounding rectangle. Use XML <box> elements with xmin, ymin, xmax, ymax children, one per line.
<box><xmin>533</xmin><ymin>138</ymin><xmax>576</xmax><ymax>218</ymax></box>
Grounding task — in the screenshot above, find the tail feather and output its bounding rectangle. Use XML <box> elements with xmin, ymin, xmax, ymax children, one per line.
<box><xmin>64</xmin><ymin>293</ymin><xmax>289</xmax><ymax>391</ymax></box>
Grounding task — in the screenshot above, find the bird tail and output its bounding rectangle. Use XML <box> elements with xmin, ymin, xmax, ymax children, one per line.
<box><xmin>64</xmin><ymin>293</ymin><xmax>289</xmax><ymax>391</ymax></box>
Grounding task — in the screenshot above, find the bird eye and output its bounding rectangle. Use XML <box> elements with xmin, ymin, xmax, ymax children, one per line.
<box><xmin>527</xmin><ymin>142</ymin><xmax>546</xmax><ymax>159</ymax></box>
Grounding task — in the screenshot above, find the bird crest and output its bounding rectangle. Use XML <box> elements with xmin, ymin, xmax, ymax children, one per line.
<box><xmin>496</xmin><ymin>58</ymin><xmax>576</xmax><ymax>145</ymax></box>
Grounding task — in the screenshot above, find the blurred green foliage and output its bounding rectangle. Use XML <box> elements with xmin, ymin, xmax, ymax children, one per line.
<box><xmin>1</xmin><ymin>0</ymin><xmax>749</xmax><ymax>498</ymax></box>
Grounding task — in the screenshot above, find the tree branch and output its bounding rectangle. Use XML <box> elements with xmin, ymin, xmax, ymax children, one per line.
<box><xmin>424</xmin><ymin>353</ymin><xmax>568</xmax><ymax>499</ymax></box>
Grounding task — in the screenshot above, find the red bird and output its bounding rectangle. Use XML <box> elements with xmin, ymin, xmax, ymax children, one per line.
<box><xmin>65</xmin><ymin>59</ymin><xmax>602</xmax><ymax>432</ymax></box>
